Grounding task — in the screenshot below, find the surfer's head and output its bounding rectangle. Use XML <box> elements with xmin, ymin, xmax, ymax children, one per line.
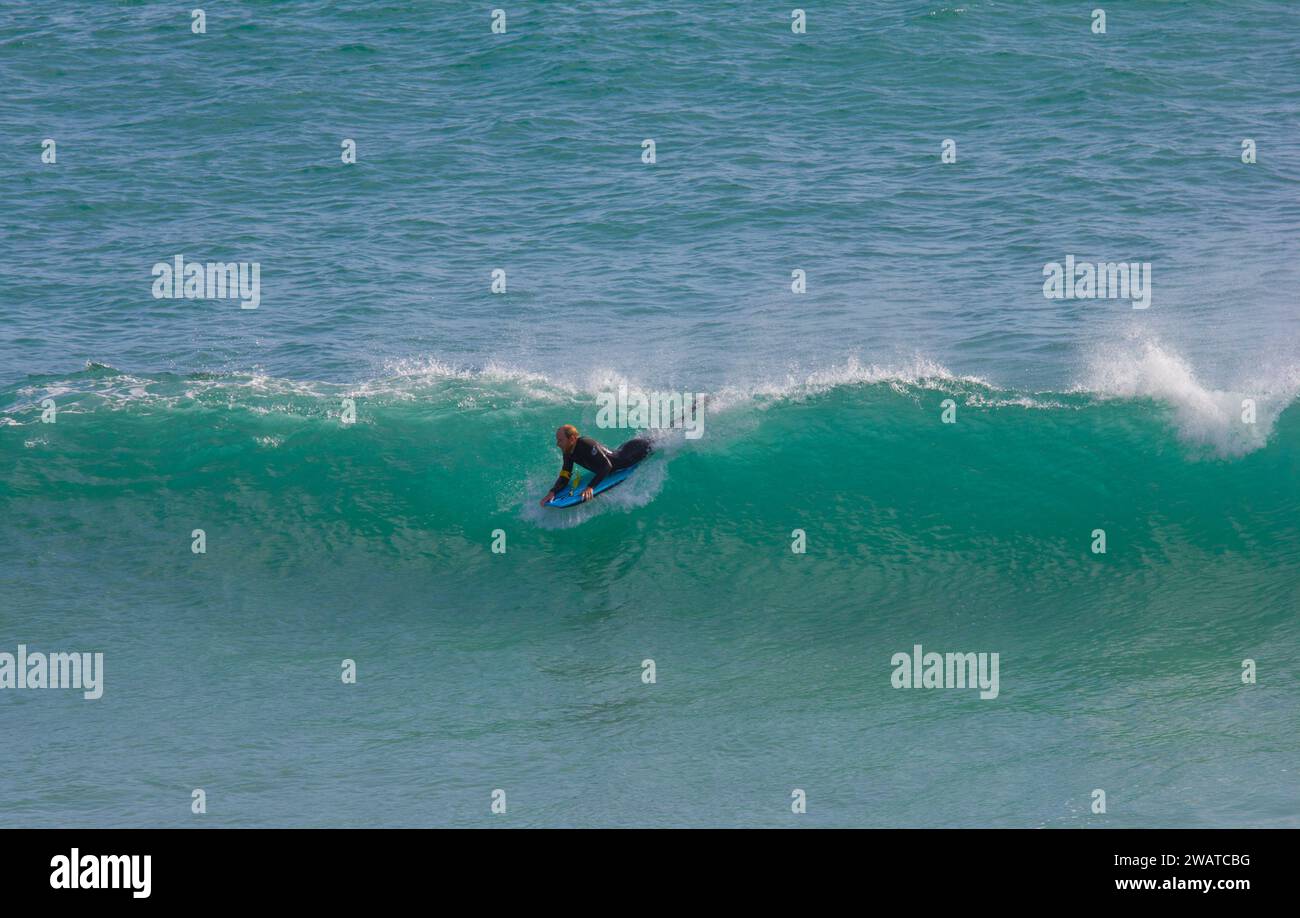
<box><xmin>556</xmin><ymin>424</ymin><xmax>580</xmax><ymax>452</ymax></box>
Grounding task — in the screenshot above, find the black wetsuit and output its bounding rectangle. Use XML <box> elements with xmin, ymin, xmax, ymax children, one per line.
<box><xmin>550</xmin><ymin>436</ymin><xmax>652</xmax><ymax>495</ymax></box>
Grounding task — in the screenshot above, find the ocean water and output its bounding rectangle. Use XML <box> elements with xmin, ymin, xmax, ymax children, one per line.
<box><xmin>1</xmin><ymin>1</ymin><xmax>1297</xmax><ymax>827</ymax></box>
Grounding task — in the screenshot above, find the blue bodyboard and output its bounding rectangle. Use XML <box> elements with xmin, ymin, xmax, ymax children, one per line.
<box><xmin>546</xmin><ymin>463</ymin><xmax>640</xmax><ymax>508</ymax></box>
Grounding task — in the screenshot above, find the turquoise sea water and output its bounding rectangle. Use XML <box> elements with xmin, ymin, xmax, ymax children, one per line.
<box><xmin>1</xmin><ymin>2</ymin><xmax>1297</xmax><ymax>827</ymax></box>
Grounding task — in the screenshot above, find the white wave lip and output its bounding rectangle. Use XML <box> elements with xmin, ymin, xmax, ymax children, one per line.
<box><xmin>1081</xmin><ymin>342</ymin><xmax>1297</xmax><ymax>457</ymax></box>
<box><xmin>379</xmin><ymin>357</ymin><xmax>577</xmax><ymax>404</ymax></box>
<box><xmin>705</xmin><ymin>355</ymin><xmax>1048</xmax><ymax>414</ymax></box>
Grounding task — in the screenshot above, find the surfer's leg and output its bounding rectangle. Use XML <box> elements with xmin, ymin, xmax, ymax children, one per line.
<box><xmin>612</xmin><ymin>436</ymin><xmax>652</xmax><ymax>468</ymax></box>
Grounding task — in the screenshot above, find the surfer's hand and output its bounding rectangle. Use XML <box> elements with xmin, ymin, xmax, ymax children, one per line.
<box><xmin>540</xmin><ymin>492</ymin><xmax>554</xmax><ymax>506</ymax></box>
<box><xmin>580</xmin><ymin>487</ymin><xmax>594</xmax><ymax>502</ymax></box>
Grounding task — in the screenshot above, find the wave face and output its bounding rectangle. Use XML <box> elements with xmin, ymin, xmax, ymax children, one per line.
<box><xmin>3</xmin><ymin>361</ymin><xmax>1297</xmax><ymax>827</ymax></box>
<box><xmin>5</xmin><ymin>353</ymin><xmax>1297</xmax><ymax>543</ymax></box>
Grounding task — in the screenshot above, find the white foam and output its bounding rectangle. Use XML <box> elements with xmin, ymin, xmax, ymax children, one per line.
<box><xmin>706</xmin><ymin>355</ymin><xmax>995</xmax><ymax>413</ymax></box>
<box><xmin>1079</xmin><ymin>340</ymin><xmax>1296</xmax><ymax>456</ymax></box>
<box><xmin>378</xmin><ymin>357</ymin><xmax>578</xmax><ymax>402</ymax></box>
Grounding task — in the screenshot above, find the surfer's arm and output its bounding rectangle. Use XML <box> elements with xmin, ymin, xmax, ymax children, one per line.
<box><xmin>548</xmin><ymin>453</ymin><xmax>575</xmax><ymax>496</ymax></box>
<box><xmin>586</xmin><ymin>450</ymin><xmax>614</xmax><ymax>491</ymax></box>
